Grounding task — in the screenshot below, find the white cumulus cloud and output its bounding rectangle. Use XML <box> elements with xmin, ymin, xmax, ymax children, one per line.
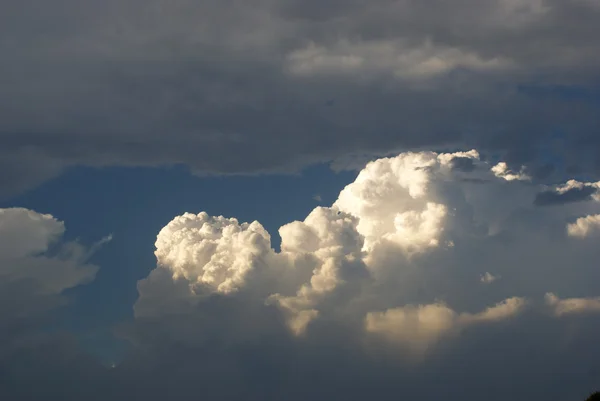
<box><xmin>5</xmin><ymin>150</ymin><xmax>600</xmax><ymax>400</ymax></box>
<box><xmin>135</xmin><ymin>149</ymin><xmax>600</xmax><ymax>350</ymax></box>
<box><xmin>334</xmin><ymin>151</ymin><xmax>449</xmax><ymax>254</ymax></box>
<box><xmin>567</xmin><ymin>214</ymin><xmax>600</xmax><ymax>238</ymax></box>
<box><xmin>154</xmin><ymin>212</ymin><xmax>272</xmax><ymax>295</ymax></box>
<box><xmin>269</xmin><ymin>207</ymin><xmax>366</xmax><ymax>334</ymax></box>
<box><xmin>491</xmin><ymin>162</ymin><xmax>531</xmax><ymax>182</ymax></box>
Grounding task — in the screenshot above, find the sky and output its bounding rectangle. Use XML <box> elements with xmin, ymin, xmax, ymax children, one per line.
<box><xmin>2</xmin><ymin>0</ymin><xmax>600</xmax><ymax>400</ymax></box>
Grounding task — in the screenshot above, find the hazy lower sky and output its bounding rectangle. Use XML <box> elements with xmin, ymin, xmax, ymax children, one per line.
<box><xmin>1</xmin><ymin>1</ymin><xmax>600</xmax><ymax>400</ymax></box>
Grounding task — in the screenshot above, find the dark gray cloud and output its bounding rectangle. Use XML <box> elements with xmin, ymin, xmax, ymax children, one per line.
<box><xmin>1</xmin><ymin>298</ymin><xmax>599</xmax><ymax>401</ymax></box>
<box><xmin>535</xmin><ymin>185</ymin><xmax>598</xmax><ymax>206</ymax></box>
<box><xmin>2</xmin><ymin>0</ymin><xmax>600</xmax><ymax>195</ymax></box>
<box><xmin>450</xmin><ymin>156</ymin><xmax>477</xmax><ymax>172</ymax></box>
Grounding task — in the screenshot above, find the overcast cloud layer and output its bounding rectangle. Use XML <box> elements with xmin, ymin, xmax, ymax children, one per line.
<box><xmin>1</xmin><ymin>150</ymin><xmax>600</xmax><ymax>400</ymax></box>
<box><xmin>2</xmin><ymin>0</ymin><xmax>600</xmax><ymax>195</ymax></box>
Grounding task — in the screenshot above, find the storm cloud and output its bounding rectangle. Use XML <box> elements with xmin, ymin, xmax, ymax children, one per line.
<box><xmin>2</xmin><ymin>0</ymin><xmax>600</xmax><ymax>196</ymax></box>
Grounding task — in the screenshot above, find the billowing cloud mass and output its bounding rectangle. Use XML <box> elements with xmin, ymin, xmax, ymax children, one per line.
<box><xmin>154</xmin><ymin>212</ymin><xmax>272</xmax><ymax>294</ymax></box>
<box><xmin>125</xmin><ymin>149</ymin><xmax>600</xmax><ymax>400</ymax></box>
<box><xmin>2</xmin><ymin>0</ymin><xmax>600</xmax><ymax>196</ymax></box>
<box><xmin>137</xmin><ymin>149</ymin><xmax>600</xmax><ymax>336</ymax></box>
<box><xmin>4</xmin><ymin>150</ymin><xmax>600</xmax><ymax>400</ymax></box>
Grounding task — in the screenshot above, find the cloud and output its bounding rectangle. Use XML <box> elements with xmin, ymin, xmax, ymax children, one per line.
<box><xmin>268</xmin><ymin>207</ymin><xmax>367</xmax><ymax>334</ymax></box>
<box><xmin>365</xmin><ymin>303</ymin><xmax>459</xmax><ymax>354</ymax></box>
<box><xmin>480</xmin><ymin>272</ymin><xmax>500</xmax><ymax>284</ymax></box>
<box><xmin>535</xmin><ymin>180</ymin><xmax>600</xmax><ymax>206</ymax></box>
<box><xmin>0</xmin><ymin>207</ymin><xmax>103</xmax><ymax>361</ymax></box>
<box><xmin>135</xmin><ymin>149</ymin><xmax>600</xmax><ymax>344</ymax></box>
<box><xmin>3</xmin><ymin>0</ymin><xmax>600</xmax><ymax>195</ymax></box>
<box><xmin>365</xmin><ymin>296</ymin><xmax>527</xmax><ymax>355</ymax></box>
<box><xmin>546</xmin><ymin>293</ymin><xmax>600</xmax><ymax>316</ymax></box>
<box><xmin>491</xmin><ymin>162</ymin><xmax>531</xmax><ymax>182</ymax></box>
<box><xmin>0</xmin><ymin>208</ymin><xmax>100</xmax><ymax>297</ymax></box>
<box><xmin>134</xmin><ymin>212</ymin><xmax>278</xmax><ymax>320</ymax></box>
<box><xmin>567</xmin><ymin>214</ymin><xmax>600</xmax><ymax>238</ymax></box>
<box><xmin>450</xmin><ymin>156</ymin><xmax>477</xmax><ymax>172</ymax></box>
<box><xmin>285</xmin><ymin>39</ymin><xmax>513</xmax><ymax>79</ymax></box>
<box><xmin>5</xmin><ymin>150</ymin><xmax>600</xmax><ymax>400</ymax></box>
<box><xmin>333</xmin><ymin>151</ymin><xmax>457</xmax><ymax>254</ymax></box>
<box><xmin>154</xmin><ymin>212</ymin><xmax>272</xmax><ymax>295</ymax></box>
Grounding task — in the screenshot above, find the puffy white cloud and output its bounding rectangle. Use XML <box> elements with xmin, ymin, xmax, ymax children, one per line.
<box><xmin>269</xmin><ymin>207</ymin><xmax>366</xmax><ymax>334</ymax></box>
<box><xmin>6</xmin><ymin>149</ymin><xmax>600</xmax><ymax>400</ymax></box>
<box><xmin>436</xmin><ymin>149</ymin><xmax>481</xmax><ymax>168</ymax></box>
<box><xmin>567</xmin><ymin>214</ymin><xmax>600</xmax><ymax>238</ymax></box>
<box><xmin>333</xmin><ymin>151</ymin><xmax>450</xmax><ymax>254</ymax></box>
<box><xmin>154</xmin><ymin>212</ymin><xmax>272</xmax><ymax>295</ymax></box>
<box><xmin>491</xmin><ymin>162</ymin><xmax>531</xmax><ymax>182</ymax></box>
<box><xmin>124</xmin><ymin>147</ymin><xmax>600</xmax><ymax>401</ymax></box>
<box><xmin>138</xmin><ymin>149</ymin><xmax>600</xmax><ymax>347</ymax></box>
